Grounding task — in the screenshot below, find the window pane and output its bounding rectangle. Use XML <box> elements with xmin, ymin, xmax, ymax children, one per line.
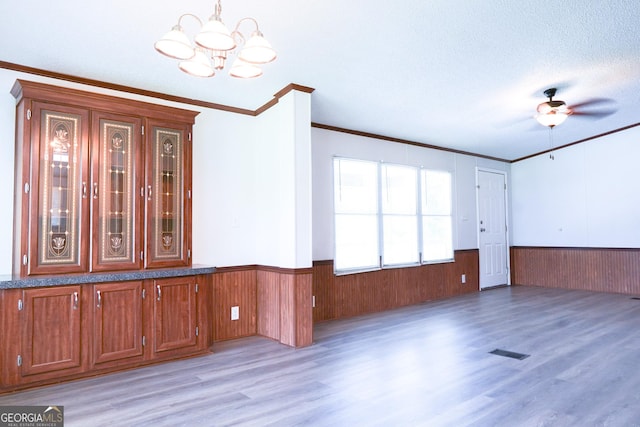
<box><xmin>382</xmin><ymin>164</ymin><xmax>417</xmax><ymax>214</ymax></box>
<box><xmin>422</xmin><ymin>216</ymin><xmax>453</xmax><ymax>261</ymax></box>
<box><xmin>334</xmin><ymin>158</ymin><xmax>379</xmax><ymax>272</ymax></box>
<box><xmin>334</xmin><ymin>158</ymin><xmax>378</xmax><ymax>213</ymax></box>
<box><xmin>383</xmin><ymin>215</ymin><xmax>419</xmax><ymax>265</ymax></box>
<box><xmin>422</xmin><ymin>170</ymin><xmax>451</xmax><ymax>215</ymax></box>
<box><xmin>335</xmin><ymin>214</ymin><xmax>379</xmax><ymax>271</ymax></box>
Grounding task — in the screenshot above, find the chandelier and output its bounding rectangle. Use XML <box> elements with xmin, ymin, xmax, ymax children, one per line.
<box><xmin>154</xmin><ymin>0</ymin><xmax>276</xmax><ymax>79</ymax></box>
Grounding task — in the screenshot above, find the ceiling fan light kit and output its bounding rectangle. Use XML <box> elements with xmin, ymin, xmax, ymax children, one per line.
<box><xmin>535</xmin><ymin>88</ymin><xmax>570</xmax><ymax>128</ymax></box>
<box><xmin>154</xmin><ymin>0</ymin><xmax>276</xmax><ymax>79</ymax></box>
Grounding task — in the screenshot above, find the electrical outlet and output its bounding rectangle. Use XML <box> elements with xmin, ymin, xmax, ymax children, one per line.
<box><xmin>461</xmin><ymin>274</ymin><xmax>466</xmax><ymax>284</ymax></box>
<box><xmin>231</xmin><ymin>306</ymin><xmax>239</xmax><ymax>321</ymax></box>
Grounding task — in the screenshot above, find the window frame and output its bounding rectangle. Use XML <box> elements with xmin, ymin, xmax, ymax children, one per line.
<box><xmin>332</xmin><ymin>156</ymin><xmax>455</xmax><ymax>275</ymax></box>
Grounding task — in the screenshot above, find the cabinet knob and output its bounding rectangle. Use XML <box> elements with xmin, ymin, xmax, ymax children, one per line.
<box><xmin>73</xmin><ymin>292</ymin><xmax>79</xmax><ymax>310</ymax></box>
<box><xmin>96</xmin><ymin>290</ymin><xmax>101</xmax><ymax>308</ymax></box>
<box><xmin>93</xmin><ymin>182</ymin><xmax>99</xmax><ymax>199</ymax></box>
<box><xmin>156</xmin><ymin>285</ymin><xmax>161</xmax><ymax>301</ymax></box>
<box><xmin>147</xmin><ymin>185</ymin><xmax>153</xmax><ymax>201</ymax></box>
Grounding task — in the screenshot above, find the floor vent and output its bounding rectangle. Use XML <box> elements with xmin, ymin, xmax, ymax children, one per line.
<box><xmin>631</xmin><ymin>297</ymin><xmax>640</xmax><ymax>300</ymax></box>
<box><xmin>489</xmin><ymin>348</ymin><xmax>530</xmax><ymax>360</ymax></box>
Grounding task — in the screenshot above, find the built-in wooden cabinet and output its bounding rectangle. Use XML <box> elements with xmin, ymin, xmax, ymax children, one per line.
<box><xmin>0</xmin><ymin>274</ymin><xmax>211</xmax><ymax>392</ymax></box>
<box><xmin>2</xmin><ymin>80</ymin><xmax>210</xmax><ymax>394</ymax></box>
<box><xmin>152</xmin><ymin>276</ymin><xmax>199</xmax><ymax>357</ymax></box>
<box><xmin>20</xmin><ymin>286</ymin><xmax>83</xmax><ymax>378</ymax></box>
<box><xmin>91</xmin><ymin>281</ymin><xmax>145</xmax><ymax>368</ymax></box>
<box><xmin>11</xmin><ymin>80</ymin><xmax>198</xmax><ymax>277</ymax></box>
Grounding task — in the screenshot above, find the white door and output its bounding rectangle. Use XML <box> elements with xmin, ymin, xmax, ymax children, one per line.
<box><xmin>477</xmin><ymin>170</ymin><xmax>509</xmax><ymax>289</ymax></box>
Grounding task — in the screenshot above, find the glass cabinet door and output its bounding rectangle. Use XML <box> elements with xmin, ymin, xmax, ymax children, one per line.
<box><xmin>29</xmin><ymin>102</ymin><xmax>90</xmax><ymax>275</ymax></box>
<box><xmin>145</xmin><ymin>120</ymin><xmax>191</xmax><ymax>268</ymax></box>
<box><xmin>91</xmin><ymin>113</ymin><xmax>142</xmax><ymax>271</ymax></box>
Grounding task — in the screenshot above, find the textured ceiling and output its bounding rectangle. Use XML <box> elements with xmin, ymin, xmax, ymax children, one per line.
<box><xmin>2</xmin><ymin>0</ymin><xmax>640</xmax><ymax>161</ymax></box>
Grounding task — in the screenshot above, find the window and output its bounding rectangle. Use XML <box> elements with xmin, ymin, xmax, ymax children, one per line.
<box><xmin>333</xmin><ymin>158</ymin><xmax>379</xmax><ymax>272</ymax></box>
<box><xmin>333</xmin><ymin>157</ymin><xmax>454</xmax><ymax>274</ymax></box>
<box><xmin>421</xmin><ymin>170</ymin><xmax>454</xmax><ymax>263</ymax></box>
<box><xmin>381</xmin><ymin>164</ymin><xmax>419</xmax><ymax>266</ymax></box>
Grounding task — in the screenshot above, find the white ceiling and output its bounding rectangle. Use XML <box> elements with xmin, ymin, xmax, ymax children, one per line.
<box><xmin>2</xmin><ymin>0</ymin><xmax>640</xmax><ymax>161</ymax></box>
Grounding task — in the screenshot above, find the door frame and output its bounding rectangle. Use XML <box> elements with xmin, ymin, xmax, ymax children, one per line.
<box><xmin>475</xmin><ymin>167</ymin><xmax>511</xmax><ymax>289</ymax></box>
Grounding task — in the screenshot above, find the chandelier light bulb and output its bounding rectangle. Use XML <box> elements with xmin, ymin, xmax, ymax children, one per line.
<box><xmin>195</xmin><ymin>17</ymin><xmax>236</xmax><ymax>51</ymax></box>
<box><xmin>229</xmin><ymin>58</ymin><xmax>263</xmax><ymax>78</ymax></box>
<box><xmin>238</xmin><ymin>31</ymin><xmax>277</xmax><ymax>64</ymax></box>
<box><xmin>179</xmin><ymin>48</ymin><xmax>215</xmax><ymax>77</ymax></box>
<box><xmin>154</xmin><ymin>25</ymin><xmax>195</xmax><ymax>60</ymax></box>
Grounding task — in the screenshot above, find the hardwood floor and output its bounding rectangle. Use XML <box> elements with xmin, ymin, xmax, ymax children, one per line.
<box><xmin>2</xmin><ymin>285</ymin><xmax>640</xmax><ymax>426</ymax></box>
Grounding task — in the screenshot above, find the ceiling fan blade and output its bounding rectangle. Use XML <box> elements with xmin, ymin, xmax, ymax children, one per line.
<box><xmin>569</xmin><ymin>98</ymin><xmax>615</xmax><ymax>110</ymax></box>
<box><xmin>570</xmin><ymin>109</ymin><xmax>617</xmax><ymax>119</ymax></box>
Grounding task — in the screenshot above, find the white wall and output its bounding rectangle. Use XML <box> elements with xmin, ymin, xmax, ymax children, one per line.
<box><xmin>511</xmin><ymin>126</ymin><xmax>640</xmax><ymax>247</ymax></box>
<box><xmin>253</xmin><ymin>90</ymin><xmax>312</xmax><ymax>269</ymax></box>
<box><xmin>190</xmin><ymin>107</ymin><xmax>258</xmax><ymax>267</ymax></box>
<box><xmin>0</xmin><ymin>68</ymin><xmax>312</xmax><ymax>275</ymax></box>
<box><xmin>311</xmin><ymin>128</ymin><xmax>511</xmax><ymax>261</ymax></box>
<box><xmin>0</xmin><ymin>70</ymin><xmax>17</xmax><ymax>275</ymax></box>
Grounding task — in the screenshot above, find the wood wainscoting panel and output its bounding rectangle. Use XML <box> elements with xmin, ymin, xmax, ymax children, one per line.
<box><xmin>277</xmin><ymin>272</ymin><xmax>312</xmax><ymax>347</ymax></box>
<box><xmin>312</xmin><ymin>261</ymin><xmax>337</xmax><ymax>322</ymax></box>
<box><xmin>213</xmin><ymin>266</ymin><xmax>313</xmax><ymax>347</ymax></box>
<box><xmin>257</xmin><ymin>268</ymin><xmax>313</xmax><ymax>348</ymax></box>
<box><xmin>279</xmin><ymin>274</ymin><xmax>295</xmax><ymax>346</ymax></box>
<box><xmin>294</xmin><ymin>273</ymin><xmax>313</xmax><ymax>347</ymax></box>
<box><xmin>312</xmin><ymin>250</ymin><xmax>479</xmax><ymax>322</ymax></box>
<box><xmin>212</xmin><ymin>269</ymin><xmax>257</xmax><ymax>341</ymax></box>
<box><xmin>511</xmin><ymin>247</ymin><xmax>640</xmax><ymax>294</ymax></box>
<box><xmin>337</xmin><ymin>269</ymin><xmax>393</xmax><ymax>319</ymax></box>
<box><xmin>257</xmin><ymin>270</ymin><xmax>280</xmax><ymax>341</ymax></box>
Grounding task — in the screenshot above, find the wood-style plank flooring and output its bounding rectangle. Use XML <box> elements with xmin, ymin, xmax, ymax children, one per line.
<box><xmin>3</xmin><ymin>285</ymin><xmax>640</xmax><ymax>426</ymax></box>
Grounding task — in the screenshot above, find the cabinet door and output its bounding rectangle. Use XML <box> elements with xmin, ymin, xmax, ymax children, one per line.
<box><xmin>21</xmin><ymin>286</ymin><xmax>82</xmax><ymax>376</ymax></box>
<box><xmin>28</xmin><ymin>102</ymin><xmax>90</xmax><ymax>275</ymax></box>
<box><xmin>92</xmin><ymin>281</ymin><xmax>144</xmax><ymax>367</ymax></box>
<box><xmin>145</xmin><ymin>120</ymin><xmax>192</xmax><ymax>268</ymax></box>
<box><xmin>153</xmin><ymin>277</ymin><xmax>197</xmax><ymax>355</ymax></box>
<box><xmin>91</xmin><ymin>113</ymin><xmax>143</xmax><ymax>271</ymax></box>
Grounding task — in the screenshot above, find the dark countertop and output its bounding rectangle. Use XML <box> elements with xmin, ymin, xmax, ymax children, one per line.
<box><xmin>0</xmin><ymin>265</ymin><xmax>216</xmax><ymax>289</ymax></box>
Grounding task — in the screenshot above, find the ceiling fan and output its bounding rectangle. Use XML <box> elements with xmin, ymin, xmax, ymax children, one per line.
<box><xmin>535</xmin><ymin>87</ymin><xmax>616</xmax><ymax>128</ymax></box>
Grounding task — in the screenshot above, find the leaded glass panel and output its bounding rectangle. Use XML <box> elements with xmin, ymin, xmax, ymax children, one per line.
<box><xmin>38</xmin><ymin>110</ymin><xmax>83</xmax><ymax>266</ymax></box>
<box><xmin>149</xmin><ymin>127</ymin><xmax>184</xmax><ymax>263</ymax></box>
<box><xmin>97</xmin><ymin>119</ymin><xmax>136</xmax><ymax>265</ymax></box>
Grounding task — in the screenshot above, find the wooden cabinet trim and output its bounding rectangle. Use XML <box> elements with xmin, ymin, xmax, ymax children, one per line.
<box><xmin>12</xmin><ymin>80</ymin><xmax>199</xmax><ymax>124</ymax></box>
